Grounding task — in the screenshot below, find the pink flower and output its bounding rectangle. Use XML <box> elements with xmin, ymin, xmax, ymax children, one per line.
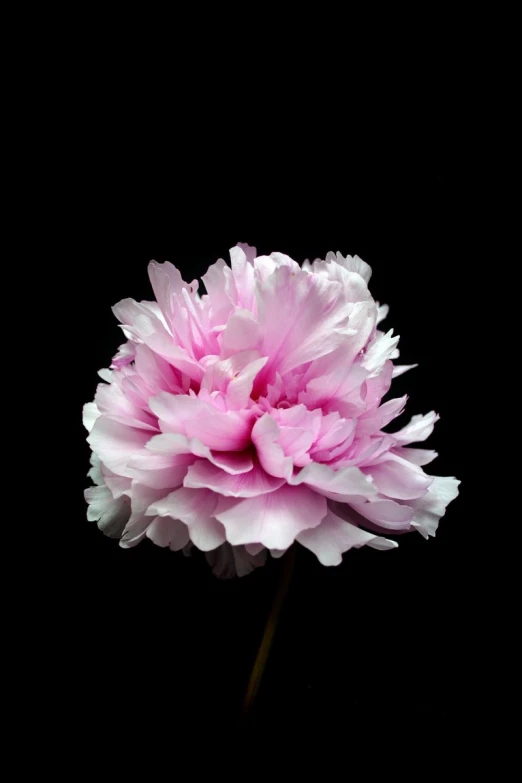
<box><xmin>83</xmin><ymin>245</ymin><xmax>459</xmax><ymax>577</ymax></box>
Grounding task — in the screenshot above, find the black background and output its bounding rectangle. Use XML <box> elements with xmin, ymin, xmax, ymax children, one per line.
<box><xmin>58</xmin><ymin>111</ymin><xmax>485</xmax><ymax>761</ymax></box>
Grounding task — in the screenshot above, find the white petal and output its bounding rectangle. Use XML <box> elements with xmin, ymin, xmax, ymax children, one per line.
<box><xmin>84</xmin><ymin>485</ymin><xmax>130</xmax><ymax>538</ymax></box>
<box><xmin>297</xmin><ymin>508</ymin><xmax>397</xmax><ymax>566</ymax></box>
<box><xmin>146</xmin><ymin>516</ymin><xmax>190</xmax><ymax>550</ymax></box>
<box><xmin>87</xmin><ymin>452</ymin><xmax>104</xmax><ymax>485</ymax></box>
<box><xmin>392</xmin><ymin>363</ymin><xmax>417</xmax><ymax>378</ymax></box>
<box><xmin>392</xmin><ymin>412</ymin><xmax>440</xmax><ymax>445</ymax></box>
<box><xmin>376</xmin><ymin>303</ymin><xmax>389</xmax><ymax>324</ymax></box>
<box><xmin>83</xmin><ymin>402</ymin><xmax>100</xmax><ymax>432</ymax></box>
<box><xmin>410</xmin><ymin>476</ymin><xmax>460</xmax><ymax>538</ymax></box>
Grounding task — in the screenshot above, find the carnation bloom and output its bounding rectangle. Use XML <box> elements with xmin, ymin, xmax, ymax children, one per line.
<box><xmin>83</xmin><ymin>245</ymin><xmax>459</xmax><ymax>577</ymax></box>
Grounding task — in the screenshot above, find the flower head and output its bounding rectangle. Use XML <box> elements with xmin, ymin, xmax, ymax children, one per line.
<box><xmin>84</xmin><ymin>245</ymin><xmax>459</xmax><ymax>577</ymax></box>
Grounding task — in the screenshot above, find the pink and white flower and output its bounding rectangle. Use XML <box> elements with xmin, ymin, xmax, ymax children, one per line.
<box><xmin>83</xmin><ymin>245</ymin><xmax>459</xmax><ymax>577</ymax></box>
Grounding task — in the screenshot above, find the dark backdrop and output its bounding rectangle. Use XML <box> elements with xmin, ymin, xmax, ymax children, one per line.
<box><xmin>62</xmin><ymin>133</ymin><xmax>480</xmax><ymax>758</ymax></box>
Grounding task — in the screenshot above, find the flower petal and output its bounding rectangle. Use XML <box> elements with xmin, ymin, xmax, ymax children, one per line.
<box><xmin>395</xmin><ymin>447</ymin><xmax>438</xmax><ymax>466</ymax></box>
<box><xmin>254</xmin><ymin>265</ymin><xmax>355</xmax><ymax>386</ymax></box>
<box><xmin>149</xmin><ymin>392</ymin><xmax>252</xmax><ymax>451</ymax></box>
<box><xmin>183</xmin><ymin>458</ymin><xmax>285</xmax><ymax>498</ymax></box>
<box><xmin>146</xmin><ymin>516</ymin><xmax>190</xmax><ymax>550</ymax></box>
<box><xmin>148</xmin><ymin>487</ymin><xmax>225</xmax><ymax>551</ymax></box>
<box><xmin>83</xmin><ymin>402</ymin><xmax>100</xmax><ymax>432</ymax></box>
<box><xmin>410</xmin><ymin>476</ymin><xmax>460</xmax><ymax>538</ymax></box>
<box><xmin>392</xmin><ymin>363</ymin><xmax>418</xmax><ymax>378</ymax></box>
<box><xmin>84</xmin><ymin>485</ymin><xmax>130</xmax><ymax>538</ymax></box>
<box><xmin>251</xmin><ymin>414</ymin><xmax>293</xmax><ymax>480</ymax></box>
<box><xmin>119</xmin><ymin>483</ymin><xmax>169</xmax><ymax>548</ymax></box>
<box><xmin>365</xmin><ymin>455</ymin><xmax>433</xmax><ymax>500</ymax></box>
<box><xmin>205</xmin><ymin>542</ymin><xmax>267</xmax><ymax>579</ymax></box>
<box><xmin>87</xmin><ymin>452</ymin><xmax>104</xmax><ymax>485</ymax></box>
<box><xmin>288</xmin><ymin>462</ymin><xmax>377</xmax><ymax>501</ymax></box>
<box><xmin>214</xmin><ymin>485</ymin><xmax>327</xmax><ymax>549</ymax></box>
<box><xmin>297</xmin><ymin>508</ymin><xmax>397</xmax><ymax>566</ymax></box>
<box><xmin>392</xmin><ymin>412</ymin><xmax>440</xmax><ymax>444</ymax></box>
<box><xmin>87</xmin><ymin>416</ymin><xmax>150</xmax><ymax>475</ymax></box>
<box><xmin>146</xmin><ymin>432</ymin><xmax>253</xmax><ymax>474</ymax></box>
<box><xmin>220</xmin><ymin>309</ymin><xmax>262</xmax><ymax>357</ymax></box>
<box><xmin>350</xmin><ymin>498</ymin><xmax>414</xmax><ymax>530</ymax></box>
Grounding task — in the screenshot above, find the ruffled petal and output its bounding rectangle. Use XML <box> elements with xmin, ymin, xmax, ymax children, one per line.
<box><xmin>205</xmin><ymin>542</ymin><xmax>267</xmax><ymax>578</ymax></box>
<box><xmin>410</xmin><ymin>476</ymin><xmax>460</xmax><ymax>538</ymax></box>
<box><xmin>87</xmin><ymin>416</ymin><xmax>150</xmax><ymax>475</ymax></box>
<box><xmin>214</xmin><ymin>485</ymin><xmax>327</xmax><ymax>549</ymax></box>
<box><xmin>392</xmin><ymin>412</ymin><xmax>440</xmax><ymax>445</ymax></box>
<box><xmin>84</xmin><ymin>485</ymin><xmax>130</xmax><ymax>538</ymax></box>
<box><xmin>149</xmin><ymin>393</ymin><xmax>252</xmax><ymax>451</ymax></box>
<box><xmin>365</xmin><ymin>454</ymin><xmax>433</xmax><ymax>500</ymax></box>
<box><xmin>297</xmin><ymin>508</ymin><xmax>397</xmax><ymax>566</ymax></box>
<box><xmin>148</xmin><ymin>487</ymin><xmax>225</xmax><ymax>551</ymax></box>
<box><xmin>288</xmin><ymin>462</ymin><xmax>377</xmax><ymax>501</ymax></box>
<box><xmin>251</xmin><ymin>414</ymin><xmax>293</xmax><ymax>480</ymax></box>
<box><xmin>146</xmin><ymin>516</ymin><xmax>190</xmax><ymax>551</ymax></box>
<box><xmin>183</xmin><ymin>458</ymin><xmax>285</xmax><ymax>498</ymax></box>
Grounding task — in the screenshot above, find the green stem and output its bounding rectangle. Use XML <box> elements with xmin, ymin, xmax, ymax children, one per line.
<box><xmin>241</xmin><ymin>546</ymin><xmax>296</xmax><ymax>720</ymax></box>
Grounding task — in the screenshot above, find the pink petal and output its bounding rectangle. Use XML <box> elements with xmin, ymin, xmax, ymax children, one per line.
<box><xmin>95</xmin><ymin>381</ymin><xmax>158</xmax><ymax>432</ymax></box>
<box><xmin>350</xmin><ymin>498</ymin><xmax>414</xmax><ymax>530</ymax></box>
<box><xmin>149</xmin><ymin>393</ymin><xmax>253</xmax><ymax>451</ymax></box>
<box><xmin>148</xmin><ymin>486</ymin><xmax>216</xmax><ymax>523</ymax></box>
<box><xmin>229</xmin><ymin>246</ymin><xmax>255</xmax><ymax>311</ymax></box>
<box><xmin>183</xmin><ymin>458</ymin><xmax>285</xmax><ymax>497</ymax></box>
<box><xmin>214</xmin><ymin>485</ymin><xmax>327</xmax><ymax>549</ymax></box>
<box><xmin>356</xmin><ymin>396</ymin><xmax>408</xmax><ymax>436</ymax></box>
<box><xmin>201</xmin><ymin>351</ymin><xmax>268</xmax><ymax>409</ymax></box>
<box><xmin>134</xmin><ymin>344</ymin><xmax>186</xmax><ymax>395</ymax></box>
<box><xmin>112</xmin><ymin>298</ymin><xmax>168</xmax><ymax>342</ymax></box>
<box><xmin>254</xmin><ymin>265</ymin><xmax>354</xmax><ymax>388</ymax></box>
<box><xmin>101</xmin><ymin>468</ymin><xmax>132</xmax><ymax>499</ymax></box>
<box><xmin>311</xmin><ymin>413</ymin><xmax>355</xmax><ymax>453</ymax></box>
<box><xmin>251</xmin><ymin>414</ymin><xmax>293</xmax><ymax>480</ymax></box>
<box><xmin>147</xmin><ymin>260</ymin><xmax>196</xmax><ymax>328</ymax></box>
<box><xmin>288</xmin><ymin>462</ymin><xmax>377</xmax><ymax>501</ymax></box>
<box><xmin>87</xmin><ymin>416</ymin><xmax>150</xmax><ymax>475</ymax></box>
<box><xmin>126</xmin><ymin>455</ymin><xmax>192</xmax><ymax>489</ymax></box>
<box><xmin>201</xmin><ymin>258</ymin><xmax>237</xmax><ymax>324</ymax></box>
<box><xmin>365</xmin><ymin>454</ymin><xmax>433</xmax><ymax>500</ymax></box>
<box><xmin>298</xmin><ymin>365</ymin><xmax>368</xmax><ymax>415</ymax></box>
<box><xmin>220</xmin><ymin>309</ymin><xmax>262</xmax><ymax>357</ymax></box>
<box><xmin>226</xmin><ymin>356</ymin><xmax>268</xmax><ymax>409</ymax></box>
<box><xmin>143</xmin><ymin>332</ymin><xmax>204</xmax><ymax>383</ymax></box>
<box><xmin>146</xmin><ymin>432</ymin><xmax>253</xmax><ymax>475</ymax></box>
